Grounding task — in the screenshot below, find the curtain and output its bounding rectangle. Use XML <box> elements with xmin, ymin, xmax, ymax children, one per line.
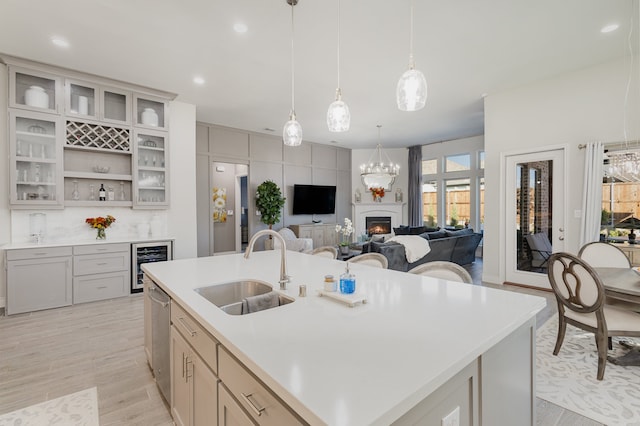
<box><xmin>408</xmin><ymin>145</ymin><xmax>423</xmax><ymax>226</ymax></box>
<box><xmin>579</xmin><ymin>142</ymin><xmax>604</xmax><ymax>247</ymax></box>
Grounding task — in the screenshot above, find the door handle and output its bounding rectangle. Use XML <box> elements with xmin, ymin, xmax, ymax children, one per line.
<box><xmin>559</xmin><ymin>228</ymin><xmax>564</xmax><ymax>232</ymax></box>
<box><xmin>559</xmin><ymin>236</ymin><xmax>565</xmax><ymax>241</ymax></box>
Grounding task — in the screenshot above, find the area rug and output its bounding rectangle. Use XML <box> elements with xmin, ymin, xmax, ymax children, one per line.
<box><xmin>536</xmin><ymin>316</ymin><xmax>640</xmax><ymax>425</ymax></box>
<box><xmin>0</xmin><ymin>387</ymin><xmax>99</xmax><ymax>426</ymax></box>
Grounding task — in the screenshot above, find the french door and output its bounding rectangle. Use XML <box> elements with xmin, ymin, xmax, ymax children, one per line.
<box><xmin>505</xmin><ymin>149</ymin><xmax>566</xmax><ymax>289</ymax></box>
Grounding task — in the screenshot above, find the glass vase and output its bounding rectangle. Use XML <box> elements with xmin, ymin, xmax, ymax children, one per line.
<box><xmin>96</xmin><ymin>228</ymin><xmax>106</xmax><ymax>240</ymax></box>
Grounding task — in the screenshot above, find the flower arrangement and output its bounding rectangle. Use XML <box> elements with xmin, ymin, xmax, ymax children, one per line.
<box><xmin>371</xmin><ymin>187</ymin><xmax>385</xmax><ymax>201</ymax></box>
<box><xmin>85</xmin><ymin>215</ymin><xmax>116</xmax><ymax>240</ymax></box>
<box><xmin>335</xmin><ymin>218</ymin><xmax>354</xmax><ymax>247</ymax></box>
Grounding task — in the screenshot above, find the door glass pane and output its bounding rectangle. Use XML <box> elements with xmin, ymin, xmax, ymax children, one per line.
<box><xmin>445</xmin><ymin>178</ymin><xmax>470</xmax><ymax>228</ymax></box>
<box><xmin>479</xmin><ymin>177</ymin><xmax>485</xmax><ymax>232</ymax></box>
<box><xmin>516</xmin><ymin>160</ymin><xmax>553</xmax><ymax>273</ymax></box>
<box><xmin>422</xmin><ymin>179</ymin><xmax>438</xmax><ymax>227</ymax></box>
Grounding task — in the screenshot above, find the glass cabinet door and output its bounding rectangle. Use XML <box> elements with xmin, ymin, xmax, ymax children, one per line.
<box><xmin>9</xmin><ymin>110</ymin><xmax>63</xmax><ymax>207</ymax></box>
<box><xmin>133</xmin><ymin>129</ymin><xmax>169</xmax><ymax>208</ymax></box>
<box><xmin>101</xmin><ymin>87</ymin><xmax>131</xmax><ymax>125</ymax></box>
<box><xmin>65</xmin><ymin>79</ymin><xmax>98</xmax><ymax>119</ymax></box>
<box><xmin>133</xmin><ymin>95</ymin><xmax>168</xmax><ymax>130</ymax></box>
<box><xmin>9</xmin><ymin>67</ymin><xmax>62</xmax><ymax>114</ymax></box>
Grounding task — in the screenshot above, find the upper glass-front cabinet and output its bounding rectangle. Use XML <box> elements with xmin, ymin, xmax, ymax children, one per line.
<box><xmin>65</xmin><ymin>80</ymin><xmax>132</xmax><ymax>125</ymax></box>
<box><xmin>133</xmin><ymin>95</ymin><xmax>168</xmax><ymax>130</ymax></box>
<box><xmin>133</xmin><ymin>129</ymin><xmax>169</xmax><ymax>208</ymax></box>
<box><xmin>9</xmin><ymin>67</ymin><xmax>62</xmax><ymax>114</ymax></box>
<box><xmin>65</xmin><ymin>79</ymin><xmax>98</xmax><ymax>119</ymax></box>
<box><xmin>9</xmin><ymin>110</ymin><xmax>64</xmax><ymax>208</ymax></box>
<box><xmin>102</xmin><ymin>87</ymin><xmax>131</xmax><ymax>125</ymax></box>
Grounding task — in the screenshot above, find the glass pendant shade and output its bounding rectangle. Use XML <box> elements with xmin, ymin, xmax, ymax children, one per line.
<box><xmin>327</xmin><ymin>90</ymin><xmax>351</xmax><ymax>132</ymax></box>
<box><xmin>283</xmin><ymin>112</ymin><xmax>303</xmax><ymax>146</ymax></box>
<box><xmin>397</xmin><ymin>67</ymin><xmax>427</xmax><ymax>111</ymax></box>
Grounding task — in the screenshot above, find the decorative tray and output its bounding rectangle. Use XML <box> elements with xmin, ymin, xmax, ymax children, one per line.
<box><xmin>317</xmin><ymin>290</ymin><xmax>367</xmax><ymax>307</ymax></box>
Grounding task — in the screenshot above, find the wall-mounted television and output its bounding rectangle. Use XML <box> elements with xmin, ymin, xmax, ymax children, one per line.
<box><xmin>292</xmin><ymin>184</ymin><xmax>336</xmax><ymax>215</ymax></box>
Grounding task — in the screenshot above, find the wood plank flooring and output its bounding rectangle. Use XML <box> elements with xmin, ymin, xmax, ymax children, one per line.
<box><xmin>0</xmin><ymin>259</ymin><xmax>602</xmax><ymax>425</ymax></box>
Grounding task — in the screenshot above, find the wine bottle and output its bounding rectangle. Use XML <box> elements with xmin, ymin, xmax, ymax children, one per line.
<box><xmin>99</xmin><ymin>184</ymin><xmax>106</xmax><ymax>201</ymax></box>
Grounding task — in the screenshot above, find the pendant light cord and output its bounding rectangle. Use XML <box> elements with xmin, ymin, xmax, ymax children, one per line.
<box><xmin>291</xmin><ymin>1</ymin><xmax>296</xmax><ymax>114</ymax></box>
<box><xmin>623</xmin><ymin>0</ymin><xmax>635</xmax><ymax>147</ymax></box>
<box><xmin>409</xmin><ymin>0</ymin><xmax>415</xmax><ymax>68</ymax></box>
<box><xmin>337</xmin><ymin>0</ymin><xmax>341</xmax><ymax>89</ymax></box>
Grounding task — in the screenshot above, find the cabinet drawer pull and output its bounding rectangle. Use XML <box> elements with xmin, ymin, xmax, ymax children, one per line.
<box><xmin>96</xmin><ymin>262</ymin><xmax>108</xmax><ymax>265</ymax></box>
<box><xmin>97</xmin><ymin>286</ymin><xmax>107</xmax><ymax>289</ymax></box>
<box><xmin>241</xmin><ymin>392</ymin><xmax>265</xmax><ymax>416</ymax></box>
<box><xmin>177</xmin><ymin>317</ymin><xmax>197</xmax><ymax>337</ymax></box>
<box><xmin>96</xmin><ymin>248</ymin><xmax>108</xmax><ymax>251</ymax></box>
<box><xmin>33</xmin><ymin>252</ymin><xmax>48</xmax><ymax>256</ymax></box>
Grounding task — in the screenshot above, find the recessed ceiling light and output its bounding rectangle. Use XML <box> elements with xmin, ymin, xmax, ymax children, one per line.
<box><xmin>193</xmin><ymin>76</ymin><xmax>205</xmax><ymax>85</ymax></box>
<box><xmin>51</xmin><ymin>37</ymin><xmax>69</xmax><ymax>48</ymax></box>
<box><xmin>601</xmin><ymin>23</ymin><xmax>619</xmax><ymax>33</ymax></box>
<box><xmin>233</xmin><ymin>23</ymin><xmax>248</xmax><ymax>34</ymax></box>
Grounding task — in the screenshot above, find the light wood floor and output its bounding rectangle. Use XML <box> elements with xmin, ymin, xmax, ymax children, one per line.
<box><xmin>0</xmin><ymin>259</ymin><xmax>602</xmax><ymax>426</ymax></box>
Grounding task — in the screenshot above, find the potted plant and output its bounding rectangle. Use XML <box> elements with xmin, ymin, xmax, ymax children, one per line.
<box><xmin>256</xmin><ymin>180</ymin><xmax>286</xmax><ymax>230</ymax></box>
<box><xmin>335</xmin><ymin>218</ymin><xmax>354</xmax><ymax>255</ymax></box>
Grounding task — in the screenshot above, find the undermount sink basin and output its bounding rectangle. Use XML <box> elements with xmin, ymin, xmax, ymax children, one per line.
<box><xmin>194</xmin><ymin>280</ymin><xmax>294</xmax><ymax>315</ymax></box>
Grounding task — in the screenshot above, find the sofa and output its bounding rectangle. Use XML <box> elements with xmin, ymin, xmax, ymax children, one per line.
<box><xmin>363</xmin><ymin>228</ymin><xmax>483</xmax><ymax>272</ymax></box>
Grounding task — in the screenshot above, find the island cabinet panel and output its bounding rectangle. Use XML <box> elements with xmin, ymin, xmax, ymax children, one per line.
<box><xmin>170</xmin><ymin>324</ymin><xmax>219</xmax><ymax>426</ymax></box>
<box><xmin>392</xmin><ymin>360</ymin><xmax>479</xmax><ymax>426</ymax></box>
<box><xmin>218</xmin><ymin>347</ymin><xmax>306</xmax><ymax>426</ymax></box>
<box><xmin>6</xmin><ymin>247</ymin><xmax>72</xmax><ymax>315</ymax></box>
<box><xmin>219</xmin><ymin>383</ymin><xmax>257</xmax><ymax>426</ymax></box>
<box><xmin>171</xmin><ymin>301</ymin><xmax>218</xmax><ymax>373</ymax></box>
<box><xmin>480</xmin><ymin>319</ymin><xmax>536</xmax><ymax>426</ymax></box>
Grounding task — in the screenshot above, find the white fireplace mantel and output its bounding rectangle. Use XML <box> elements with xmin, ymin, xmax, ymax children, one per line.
<box><xmin>352</xmin><ymin>202</ymin><xmax>406</xmax><ymax>238</ymax></box>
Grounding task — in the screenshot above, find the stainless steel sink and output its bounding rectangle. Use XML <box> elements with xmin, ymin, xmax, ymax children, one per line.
<box><xmin>194</xmin><ymin>280</ymin><xmax>294</xmax><ymax>315</ymax></box>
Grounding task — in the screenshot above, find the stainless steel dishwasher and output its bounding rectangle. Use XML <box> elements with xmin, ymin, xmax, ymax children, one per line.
<box><xmin>149</xmin><ymin>284</ymin><xmax>171</xmax><ymax>403</ymax></box>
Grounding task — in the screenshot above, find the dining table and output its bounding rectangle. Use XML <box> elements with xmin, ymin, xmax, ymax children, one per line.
<box><xmin>594</xmin><ymin>267</ymin><xmax>640</xmax><ymax>366</ymax></box>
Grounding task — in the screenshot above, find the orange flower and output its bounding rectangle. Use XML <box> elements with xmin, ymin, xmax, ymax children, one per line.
<box><xmin>370</xmin><ymin>187</ymin><xmax>385</xmax><ymax>199</ymax></box>
<box><xmin>85</xmin><ymin>215</ymin><xmax>116</xmax><ymax>229</ymax></box>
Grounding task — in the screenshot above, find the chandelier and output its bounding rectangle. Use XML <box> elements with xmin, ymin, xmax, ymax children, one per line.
<box><xmin>283</xmin><ymin>0</ymin><xmax>302</xmax><ymax>146</ymax></box>
<box><xmin>606</xmin><ymin>150</ymin><xmax>640</xmax><ymax>182</ymax></box>
<box><xmin>359</xmin><ymin>125</ymin><xmax>399</xmax><ymax>190</ymax></box>
<box><xmin>396</xmin><ymin>0</ymin><xmax>427</xmax><ymax>111</ymax></box>
<box><xmin>326</xmin><ymin>0</ymin><xmax>350</xmax><ymax>132</ymax></box>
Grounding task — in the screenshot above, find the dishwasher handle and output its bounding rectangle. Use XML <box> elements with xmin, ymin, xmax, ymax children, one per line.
<box><xmin>149</xmin><ymin>286</ymin><xmax>170</xmax><ymax>308</ymax></box>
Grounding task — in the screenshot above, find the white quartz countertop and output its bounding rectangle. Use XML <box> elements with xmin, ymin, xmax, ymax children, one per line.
<box><xmin>142</xmin><ymin>251</ymin><xmax>546</xmax><ymax>426</ymax></box>
<box><xmin>1</xmin><ymin>236</ymin><xmax>175</xmax><ymax>250</ymax></box>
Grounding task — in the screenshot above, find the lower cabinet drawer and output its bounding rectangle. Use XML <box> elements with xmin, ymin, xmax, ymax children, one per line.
<box><xmin>219</xmin><ymin>347</ymin><xmax>305</xmax><ymax>426</ymax></box>
<box><xmin>73</xmin><ymin>271</ymin><xmax>129</xmax><ymax>303</ymax></box>
<box><xmin>74</xmin><ymin>252</ymin><xmax>129</xmax><ymax>275</ymax></box>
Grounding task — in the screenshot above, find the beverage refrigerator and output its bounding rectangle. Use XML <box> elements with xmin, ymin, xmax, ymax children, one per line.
<box><xmin>131</xmin><ymin>240</ymin><xmax>173</xmax><ymax>293</ymax></box>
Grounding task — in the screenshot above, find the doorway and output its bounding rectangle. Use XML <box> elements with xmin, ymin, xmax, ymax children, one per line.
<box><xmin>505</xmin><ymin>149</ymin><xmax>566</xmax><ymax>289</ymax></box>
<box><xmin>211</xmin><ymin>162</ymin><xmax>248</xmax><ymax>255</ymax></box>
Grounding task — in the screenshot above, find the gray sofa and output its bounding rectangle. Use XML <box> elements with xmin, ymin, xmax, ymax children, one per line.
<box><xmin>363</xmin><ymin>228</ymin><xmax>483</xmax><ymax>272</ymax></box>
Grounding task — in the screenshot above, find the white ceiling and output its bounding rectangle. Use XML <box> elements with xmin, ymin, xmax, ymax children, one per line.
<box><xmin>0</xmin><ymin>0</ymin><xmax>637</xmax><ymax>149</ymax></box>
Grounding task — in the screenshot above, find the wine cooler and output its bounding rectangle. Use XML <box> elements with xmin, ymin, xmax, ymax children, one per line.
<box><xmin>131</xmin><ymin>240</ymin><xmax>173</xmax><ymax>293</ymax></box>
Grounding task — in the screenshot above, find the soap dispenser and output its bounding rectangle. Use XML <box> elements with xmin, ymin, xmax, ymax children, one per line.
<box><xmin>340</xmin><ymin>263</ymin><xmax>356</xmax><ymax>294</ymax></box>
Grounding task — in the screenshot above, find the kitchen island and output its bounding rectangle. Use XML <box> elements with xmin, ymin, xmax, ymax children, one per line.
<box><xmin>142</xmin><ymin>250</ymin><xmax>546</xmax><ymax>425</ymax></box>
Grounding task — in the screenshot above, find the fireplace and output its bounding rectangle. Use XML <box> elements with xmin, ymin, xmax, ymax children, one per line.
<box><xmin>366</xmin><ymin>216</ymin><xmax>391</xmax><ymax>236</ymax></box>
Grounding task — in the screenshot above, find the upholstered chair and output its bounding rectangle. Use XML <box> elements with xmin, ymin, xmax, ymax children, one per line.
<box><xmin>311</xmin><ymin>246</ymin><xmax>338</xmax><ymax>259</ymax></box>
<box><xmin>346</xmin><ymin>253</ymin><xmax>388</xmax><ymax>269</ymax></box>
<box><xmin>408</xmin><ymin>261</ymin><xmax>473</xmax><ymax>284</ymax></box>
<box><xmin>272</xmin><ymin>227</ymin><xmax>313</xmax><ymax>252</ymax></box>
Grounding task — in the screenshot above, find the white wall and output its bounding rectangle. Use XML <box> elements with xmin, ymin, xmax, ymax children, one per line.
<box><xmin>483</xmin><ymin>58</ymin><xmax>640</xmax><ymax>284</ymax></box>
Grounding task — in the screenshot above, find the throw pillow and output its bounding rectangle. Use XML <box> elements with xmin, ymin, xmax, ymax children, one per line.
<box><xmin>444</xmin><ymin>228</ymin><xmax>474</xmax><ymax>237</ymax></box>
<box><xmin>425</xmin><ymin>229</ymin><xmax>447</xmax><ymax>240</ymax></box>
<box><xmin>393</xmin><ymin>226</ymin><xmax>410</xmax><ymax>235</ymax></box>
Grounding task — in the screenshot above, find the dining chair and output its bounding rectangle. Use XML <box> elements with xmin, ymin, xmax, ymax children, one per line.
<box><xmin>346</xmin><ymin>253</ymin><xmax>388</xmax><ymax>269</ymax></box>
<box><xmin>408</xmin><ymin>261</ymin><xmax>473</xmax><ymax>284</ymax></box>
<box><xmin>547</xmin><ymin>252</ymin><xmax>640</xmax><ymax>380</ymax></box>
<box><xmin>311</xmin><ymin>246</ymin><xmax>338</xmax><ymax>259</ymax></box>
<box><xmin>578</xmin><ymin>241</ymin><xmax>631</xmax><ymax>268</ymax></box>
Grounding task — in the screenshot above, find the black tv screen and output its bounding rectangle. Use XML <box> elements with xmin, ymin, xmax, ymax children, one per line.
<box><xmin>292</xmin><ymin>184</ymin><xmax>336</xmax><ymax>215</ymax></box>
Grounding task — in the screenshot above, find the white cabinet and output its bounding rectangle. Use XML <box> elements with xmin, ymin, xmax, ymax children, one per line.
<box><xmin>290</xmin><ymin>224</ymin><xmax>338</xmax><ymax>248</ymax></box>
<box><xmin>134</xmin><ymin>94</ymin><xmax>169</xmax><ymax>130</ymax></box>
<box><xmin>144</xmin><ymin>275</ymin><xmax>153</xmax><ymax>368</ymax></box>
<box><xmin>72</xmin><ymin>243</ymin><xmax>130</xmax><ymax>303</ymax></box>
<box><xmin>6</xmin><ymin>247</ymin><xmax>72</xmax><ymax>315</ymax></box>
<box><xmin>64</xmin><ymin>79</ymin><xmax>99</xmax><ymax>120</ymax></box>
<box><xmin>9</xmin><ymin>110</ymin><xmax>64</xmax><ymax>208</ymax></box>
<box><xmin>170</xmin><ymin>325</ymin><xmax>218</xmax><ymax>426</ymax></box>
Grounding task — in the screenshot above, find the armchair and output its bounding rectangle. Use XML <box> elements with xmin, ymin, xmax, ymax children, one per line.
<box><xmin>273</xmin><ymin>227</ymin><xmax>313</xmax><ymax>252</ymax></box>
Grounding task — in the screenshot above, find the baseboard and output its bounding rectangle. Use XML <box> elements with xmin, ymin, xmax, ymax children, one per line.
<box><xmin>481</xmin><ymin>274</ymin><xmax>501</xmax><ymax>285</ymax></box>
<box><xmin>0</xmin><ymin>296</ymin><xmax>5</xmax><ymax>310</ymax></box>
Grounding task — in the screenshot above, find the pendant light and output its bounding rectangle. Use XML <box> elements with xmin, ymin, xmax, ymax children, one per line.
<box><xmin>283</xmin><ymin>0</ymin><xmax>303</xmax><ymax>146</ymax></box>
<box><xmin>360</xmin><ymin>125</ymin><xmax>399</xmax><ymax>190</ymax></box>
<box><xmin>326</xmin><ymin>0</ymin><xmax>350</xmax><ymax>132</ymax></box>
<box><xmin>396</xmin><ymin>0</ymin><xmax>427</xmax><ymax>111</ymax></box>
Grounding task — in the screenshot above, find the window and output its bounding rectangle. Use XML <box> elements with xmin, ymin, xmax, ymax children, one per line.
<box><xmin>422</xmin><ymin>158</ymin><xmax>437</xmax><ymax>175</ymax></box>
<box><xmin>422</xmin><ymin>179</ymin><xmax>438</xmax><ymax>227</ymax></box>
<box><xmin>479</xmin><ymin>177</ymin><xmax>485</xmax><ymax>231</ymax></box>
<box><xmin>602</xmin><ymin>150</ymin><xmax>640</xmax><ymax>241</ymax></box>
<box><xmin>445</xmin><ymin>178</ymin><xmax>470</xmax><ymax>227</ymax></box>
<box><xmin>445</xmin><ymin>154</ymin><xmax>470</xmax><ymax>172</ymax></box>
<box><xmin>479</xmin><ymin>151</ymin><xmax>485</xmax><ymax>169</ymax></box>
